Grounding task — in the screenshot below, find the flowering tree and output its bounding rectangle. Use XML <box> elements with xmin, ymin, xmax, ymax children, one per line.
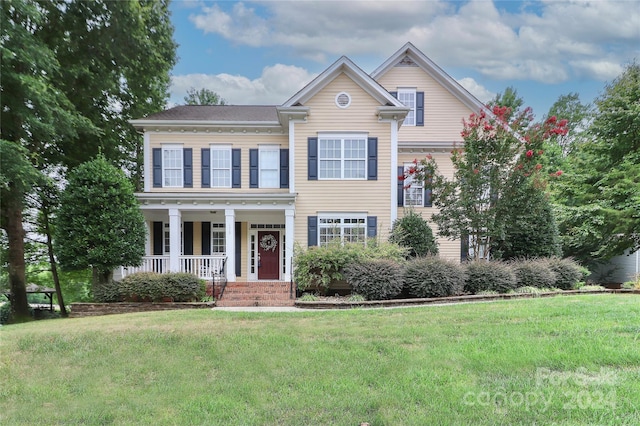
<box><xmin>404</xmin><ymin>105</ymin><xmax>567</xmax><ymax>261</ymax></box>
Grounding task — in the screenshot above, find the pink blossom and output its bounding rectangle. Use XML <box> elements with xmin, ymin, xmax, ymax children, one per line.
<box><xmin>556</xmin><ymin>170</ymin><xmax>563</xmax><ymax>176</ymax></box>
<box><xmin>526</xmin><ymin>150</ymin><xmax>534</xmax><ymax>158</ymax></box>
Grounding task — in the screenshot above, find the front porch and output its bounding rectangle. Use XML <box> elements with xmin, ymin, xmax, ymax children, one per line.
<box><xmin>116</xmin><ymin>255</ymin><xmax>227</xmax><ymax>281</ymax></box>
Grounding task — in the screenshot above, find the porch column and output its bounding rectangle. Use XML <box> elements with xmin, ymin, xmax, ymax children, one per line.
<box><xmin>225</xmin><ymin>209</ymin><xmax>236</xmax><ymax>282</ymax></box>
<box><xmin>168</xmin><ymin>208</ymin><xmax>181</xmax><ymax>272</ymax></box>
<box><xmin>284</xmin><ymin>208</ymin><xmax>295</xmax><ymax>281</ymax></box>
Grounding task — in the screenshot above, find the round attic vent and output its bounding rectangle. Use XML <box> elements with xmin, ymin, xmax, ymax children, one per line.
<box><xmin>335</xmin><ymin>92</ymin><xmax>351</xmax><ymax>108</ymax></box>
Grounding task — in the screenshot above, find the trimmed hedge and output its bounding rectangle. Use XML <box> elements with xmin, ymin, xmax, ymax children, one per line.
<box><xmin>464</xmin><ymin>260</ymin><xmax>517</xmax><ymax>294</ymax></box>
<box><xmin>344</xmin><ymin>259</ymin><xmax>404</xmax><ymax>300</ymax></box>
<box><xmin>404</xmin><ymin>256</ymin><xmax>466</xmax><ymax>298</ymax></box>
<box><xmin>94</xmin><ymin>273</ymin><xmax>205</xmax><ymax>303</ymax></box>
<box><xmin>511</xmin><ymin>259</ymin><xmax>557</xmax><ymax>289</ymax></box>
<box><xmin>547</xmin><ymin>258</ymin><xmax>585</xmax><ymax>290</ymax></box>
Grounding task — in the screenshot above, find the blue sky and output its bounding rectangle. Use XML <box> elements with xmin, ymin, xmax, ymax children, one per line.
<box><xmin>167</xmin><ymin>0</ymin><xmax>639</xmax><ymax>119</ymax></box>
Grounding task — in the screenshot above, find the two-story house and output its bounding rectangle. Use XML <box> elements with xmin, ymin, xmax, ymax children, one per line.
<box><xmin>122</xmin><ymin>42</ymin><xmax>486</xmax><ymax>296</ymax></box>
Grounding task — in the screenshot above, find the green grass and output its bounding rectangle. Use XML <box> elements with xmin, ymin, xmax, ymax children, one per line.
<box><xmin>1</xmin><ymin>294</ymin><xmax>639</xmax><ymax>425</ymax></box>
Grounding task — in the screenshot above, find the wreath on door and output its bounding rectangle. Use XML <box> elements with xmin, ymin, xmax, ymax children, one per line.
<box><xmin>260</xmin><ymin>234</ymin><xmax>278</xmax><ymax>252</ymax></box>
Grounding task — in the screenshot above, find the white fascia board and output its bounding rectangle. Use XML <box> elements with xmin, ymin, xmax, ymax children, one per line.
<box><xmin>283</xmin><ymin>56</ymin><xmax>403</xmax><ymax>108</ymax></box>
<box><xmin>135</xmin><ymin>192</ymin><xmax>297</xmax><ymax>211</ymax></box>
<box><xmin>372</xmin><ymin>42</ymin><xmax>487</xmax><ymax>114</ymax></box>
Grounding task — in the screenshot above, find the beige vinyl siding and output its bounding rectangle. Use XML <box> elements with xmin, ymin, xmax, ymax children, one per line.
<box><xmin>148</xmin><ymin>133</ymin><xmax>288</xmax><ymax>193</ymax></box>
<box><xmin>397</xmin><ymin>151</ymin><xmax>460</xmax><ymax>260</ymax></box>
<box><xmin>293</xmin><ymin>73</ymin><xmax>395</xmax><ymax>245</ymax></box>
<box><xmin>376</xmin><ymin>66</ymin><xmax>475</xmax><ymax>142</ymax></box>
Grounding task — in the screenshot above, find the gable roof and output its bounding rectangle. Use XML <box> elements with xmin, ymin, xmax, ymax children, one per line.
<box><xmin>371</xmin><ymin>42</ymin><xmax>486</xmax><ymax>113</ymax></box>
<box><xmin>134</xmin><ymin>105</ymin><xmax>278</xmax><ymax>122</ymax></box>
<box><xmin>282</xmin><ymin>56</ymin><xmax>405</xmax><ymax>108</ymax></box>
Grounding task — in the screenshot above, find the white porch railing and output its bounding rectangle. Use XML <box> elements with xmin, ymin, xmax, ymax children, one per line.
<box><xmin>119</xmin><ymin>255</ymin><xmax>226</xmax><ymax>280</ymax></box>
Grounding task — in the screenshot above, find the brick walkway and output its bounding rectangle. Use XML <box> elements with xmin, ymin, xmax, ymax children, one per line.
<box><xmin>216</xmin><ymin>281</ymin><xmax>295</xmax><ymax>307</ymax></box>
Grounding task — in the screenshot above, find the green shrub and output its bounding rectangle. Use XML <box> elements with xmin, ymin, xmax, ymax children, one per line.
<box><xmin>547</xmin><ymin>258</ymin><xmax>587</xmax><ymax>290</ymax></box>
<box><xmin>512</xmin><ymin>286</ymin><xmax>545</xmax><ymax>295</ymax></box>
<box><xmin>93</xmin><ymin>280</ymin><xmax>123</xmax><ymax>303</ymax></box>
<box><xmin>464</xmin><ymin>260</ymin><xmax>517</xmax><ymax>294</ymax></box>
<box><xmin>389</xmin><ymin>209</ymin><xmax>438</xmax><ymax>258</ymax></box>
<box><xmin>404</xmin><ymin>256</ymin><xmax>466</xmax><ymax>298</ymax></box>
<box><xmin>347</xmin><ymin>294</ymin><xmax>366</xmax><ymax>302</ymax></box>
<box><xmin>511</xmin><ymin>259</ymin><xmax>556</xmax><ymax>289</ymax></box>
<box><xmin>0</xmin><ymin>303</ymin><xmax>36</xmax><ymax>325</ymax></box>
<box><xmin>294</xmin><ymin>240</ymin><xmax>407</xmax><ymax>292</ymax></box>
<box><xmin>344</xmin><ymin>259</ymin><xmax>404</xmax><ymax>300</ymax></box>
<box><xmin>162</xmin><ymin>273</ymin><xmax>205</xmax><ymax>302</ymax></box>
<box><xmin>298</xmin><ymin>293</ymin><xmax>319</xmax><ymax>302</ymax></box>
<box><xmin>119</xmin><ymin>272</ymin><xmax>163</xmax><ymax>301</ymax></box>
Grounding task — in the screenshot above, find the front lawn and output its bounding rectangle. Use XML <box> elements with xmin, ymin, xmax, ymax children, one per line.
<box><xmin>1</xmin><ymin>294</ymin><xmax>639</xmax><ymax>425</ymax></box>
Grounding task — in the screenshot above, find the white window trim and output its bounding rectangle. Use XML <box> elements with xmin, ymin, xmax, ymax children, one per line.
<box><xmin>210</xmin><ymin>145</ymin><xmax>232</xmax><ymax>188</ymax></box>
<box><xmin>403</xmin><ymin>162</ymin><xmax>423</xmax><ymax>207</ymax></box>
<box><xmin>211</xmin><ymin>223</ymin><xmax>226</xmax><ymax>254</ymax></box>
<box><xmin>317</xmin><ymin>213</ymin><xmax>367</xmax><ymax>246</ymax></box>
<box><xmin>317</xmin><ymin>133</ymin><xmax>367</xmax><ymax>180</ymax></box>
<box><xmin>162</xmin><ymin>144</ymin><xmax>183</xmax><ymax>188</ymax></box>
<box><xmin>259</xmin><ymin>144</ymin><xmax>280</xmax><ymax>188</ymax></box>
<box><xmin>397</xmin><ymin>88</ymin><xmax>416</xmax><ymax>126</ymax></box>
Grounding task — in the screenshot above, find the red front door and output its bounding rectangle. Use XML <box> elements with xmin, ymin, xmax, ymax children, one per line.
<box><xmin>258</xmin><ymin>231</ymin><xmax>280</xmax><ymax>280</ymax></box>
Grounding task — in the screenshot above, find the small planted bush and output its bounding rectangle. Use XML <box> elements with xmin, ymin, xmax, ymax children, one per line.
<box><xmin>404</xmin><ymin>256</ymin><xmax>466</xmax><ymax>298</ymax></box>
<box><xmin>464</xmin><ymin>260</ymin><xmax>517</xmax><ymax>294</ymax></box>
<box><xmin>103</xmin><ymin>272</ymin><xmax>204</xmax><ymax>302</ymax></box>
<box><xmin>511</xmin><ymin>259</ymin><xmax>557</xmax><ymax>289</ymax></box>
<box><xmin>389</xmin><ymin>209</ymin><xmax>438</xmax><ymax>258</ymax></box>
<box><xmin>344</xmin><ymin>259</ymin><xmax>404</xmax><ymax>300</ymax></box>
<box><xmin>294</xmin><ymin>240</ymin><xmax>407</xmax><ymax>292</ymax></box>
<box><xmin>547</xmin><ymin>258</ymin><xmax>586</xmax><ymax>290</ymax></box>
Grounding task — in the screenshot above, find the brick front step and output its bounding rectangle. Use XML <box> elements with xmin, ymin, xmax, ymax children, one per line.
<box><xmin>217</xmin><ymin>281</ymin><xmax>294</xmax><ymax>307</ymax></box>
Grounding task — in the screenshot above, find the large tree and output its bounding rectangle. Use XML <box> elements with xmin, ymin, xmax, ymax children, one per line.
<box><xmin>55</xmin><ymin>156</ymin><xmax>146</xmax><ymax>293</ymax></box>
<box><xmin>405</xmin><ymin>105</ymin><xmax>567</xmax><ymax>261</ymax></box>
<box><xmin>555</xmin><ymin>63</ymin><xmax>640</xmax><ymax>261</ymax></box>
<box><xmin>183</xmin><ymin>87</ymin><xmax>227</xmax><ymax>105</ymax></box>
<box><xmin>38</xmin><ymin>0</ymin><xmax>177</xmax><ymax>189</ymax></box>
<box><xmin>1</xmin><ymin>0</ymin><xmax>176</xmax><ymax>313</ymax></box>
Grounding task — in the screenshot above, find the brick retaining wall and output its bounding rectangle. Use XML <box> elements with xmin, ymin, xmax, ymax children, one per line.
<box><xmin>70</xmin><ymin>302</ymin><xmax>215</xmax><ymax>318</ymax></box>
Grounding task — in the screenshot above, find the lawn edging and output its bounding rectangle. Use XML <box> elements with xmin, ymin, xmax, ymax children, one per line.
<box><xmin>295</xmin><ymin>289</ymin><xmax>639</xmax><ymax>309</ymax></box>
<box><xmin>70</xmin><ymin>301</ymin><xmax>215</xmax><ymax>318</ymax></box>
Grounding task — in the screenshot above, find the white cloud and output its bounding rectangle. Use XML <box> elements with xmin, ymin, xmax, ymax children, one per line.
<box><xmin>170</xmin><ymin>64</ymin><xmax>316</xmax><ymax>106</ymax></box>
<box><xmin>187</xmin><ymin>0</ymin><xmax>639</xmax><ymax>83</ymax></box>
<box><xmin>456</xmin><ymin>77</ymin><xmax>495</xmax><ymax>104</ymax></box>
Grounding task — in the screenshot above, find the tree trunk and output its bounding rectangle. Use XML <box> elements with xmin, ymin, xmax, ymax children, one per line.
<box><xmin>41</xmin><ymin>199</ymin><xmax>68</xmax><ymax>317</ymax></box>
<box><xmin>5</xmin><ymin>196</ymin><xmax>31</xmax><ymax>322</ymax></box>
<box><xmin>92</xmin><ymin>267</ymin><xmax>114</xmax><ymax>299</ymax></box>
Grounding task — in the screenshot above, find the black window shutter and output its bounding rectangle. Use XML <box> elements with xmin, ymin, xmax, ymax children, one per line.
<box><xmin>232</xmin><ymin>149</ymin><xmax>241</xmax><ymax>188</ymax></box>
<box><xmin>280</xmin><ymin>149</ymin><xmax>289</xmax><ymax>188</ymax></box>
<box><xmin>398</xmin><ymin>166</ymin><xmax>405</xmax><ymax>207</ymax></box>
<box><xmin>307</xmin><ymin>216</ymin><xmax>318</xmax><ymax>247</ymax></box>
<box><xmin>201</xmin><ymin>222</ymin><xmax>211</xmax><ymax>255</ymax></box>
<box><xmin>416</xmin><ymin>91</ymin><xmax>424</xmax><ymax>126</ymax></box>
<box><xmin>183</xmin><ymin>148</ymin><xmax>193</xmax><ymax>187</ymax></box>
<box><xmin>183</xmin><ymin>222</ymin><xmax>193</xmax><ymax>255</ymax></box>
<box><xmin>367</xmin><ymin>216</ymin><xmax>377</xmax><ymax>238</ymax></box>
<box><xmin>367</xmin><ymin>137</ymin><xmax>378</xmax><ymax>180</ymax></box>
<box><xmin>153</xmin><ymin>221</ymin><xmax>163</xmax><ymax>255</ymax></box>
<box><xmin>201</xmin><ymin>148</ymin><xmax>210</xmax><ymax>188</ymax></box>
<box><xmin>249</xmin><ymin>149</ymin><xmax>259</xmax><ymax>188</ymax></box>
<box><xmin>153</xmin><ymin>148</ymin><xmax>162</xmax><ymax>187</ymax></box>
<box><xmin>235</xmin><ymin>222</ymin><xmax>241</xmax><ymax>277</ymax></box>
<box><xmin>308</xmin><ymin>138</ymin><xmax>318</xmax><ymax>180</ymax></box>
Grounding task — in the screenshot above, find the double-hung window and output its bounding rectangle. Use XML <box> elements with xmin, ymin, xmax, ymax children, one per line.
<box><xmin>162</xmin><ymin>145</ymin><xmax>183</xmax><ymax>187</ymax></box>
<box><xmin>259</xmin><ymin>145</ymin><xmax>280</xmax><ymax>188</ymax></box>
<box><xmin>318</xmin><ymin>215</ymin><xmax>366</xmax><ymax>246</ymax></box>
<box><xmin>211</xmin><ymin>223</ymin><xmax>226</xmax><ymax>254</ymax></box>
<box><xmin>403</xmin><ymin>163</ymin><xmax>423</xmax><ymax>207</ymax></box>
<box><xmin>211</xmin><ymin>146</ymin><xmax>231</xmax><ymax>188</ymax></box>
<box><xmin>318</xmin><ymin>134</ymin><xmax>366</xmax><ymax>179</ymax></box>
<box><xmin>397</xmin><ymin>88</ymin><xmax>416</xmax><ymax>126</ymax></box>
